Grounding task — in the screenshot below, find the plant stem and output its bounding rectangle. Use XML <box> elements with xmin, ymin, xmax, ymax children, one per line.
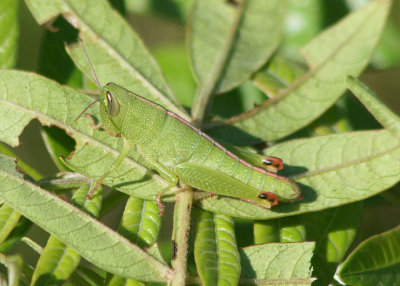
<box><xmin>170</xmin><ymin>186</ymin><xmax>193</xmax><ymax>286</ymax></box>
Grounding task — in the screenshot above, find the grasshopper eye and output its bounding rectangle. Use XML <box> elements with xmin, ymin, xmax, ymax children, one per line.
<box><xmin>258</xmin><ymin>192</ymin><xmax>278</xmax><ymax>206</ymax></box>
<box><xmin>106</xmin><ymin>91</ymin><xmax>120</xmax><ymax>117</ymax></box>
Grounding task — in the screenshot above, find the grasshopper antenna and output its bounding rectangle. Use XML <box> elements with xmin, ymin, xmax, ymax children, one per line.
<box><xmin>74</xmin><ymin>39</ymin><xmax>102</xmax><ymax>122</ymax></box>
<box><xmin>79</xmin><ymin>39</ymin><xmax>102</xmax><ymax>91</ymax></box>
<box><xmin>74</xmin><ymin>99</ymin><xmax>98</xmax><ymax>122</ymax></box>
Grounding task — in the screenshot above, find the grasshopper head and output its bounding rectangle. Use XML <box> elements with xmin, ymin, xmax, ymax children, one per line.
<box><xmin>99</xmin><ymin>83</ymin><xmax>131</xmax><ymax>137</ymax></box>
<box><xmin>100</xmin><ymin>82</ymin><xmax>167</xmax><ymax>143</ymax></box>
<box><xmin>101</xmin><ymin>83</ymin><xmax>126</xmax><ymax>118</ymax></box>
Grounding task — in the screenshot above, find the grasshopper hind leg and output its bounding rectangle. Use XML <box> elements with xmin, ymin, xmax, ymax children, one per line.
<box><xmin>174</xmin><ymin>162</ymin><xmax>274</xmax><ymax>209</ymax></box>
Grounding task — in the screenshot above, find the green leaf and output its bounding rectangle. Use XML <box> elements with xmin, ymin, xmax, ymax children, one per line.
<box><xmin>0</xmin><ymin>0</ymin><xmax>18</xmax><ymax>68</ymax></box>
<box><xmin>199</xmin><ymin>130</ymin><xmax>400</xmax><ymax>219</ymax></box>
<box><xmin>25</xmin><ymin>0</ymin><xmax>187</xmax><ymax>119</ymax></box>
<box><xmin>209</xmin><ymin>0</ymin><xmax>391</xmax><ymax>142</ymax></box>
<box><xmin>146</xmin><ymin>243</ymin><xmax>166</xmax><ymax>265</ymax></box>
<box><xmin>72</xmin><ymin>265</ymin><xmax>105</xmax><ymax>285</ymax></box>
<box><xmin>276</xmin><ymin>220</ymin><xmax>306</xmax><ymax>243</ymax></box>
<box><xmin>119</xmin><ymin>197</ymin><xmax>161</xmax><ymax>248</ymax></box>
<box><xmin>23</xmin><ymin>0</ymin><xmax>63</xmax><ymax>24</ymax></box>
<box><xmin>31</xmin><ymin>236</ymin><xmax>81</xmax><ymax>286</ymax></box>
<box><xmin>0</xmin><ymin>204</ymin><xmax>21</xmax><ymax>245</ymax></box>
<box><xmin>254</xmin><ymin>216</ymin><xmax>306</xmax><ymax>244</ymax></box>
<box><xmin>189</xmin><ymin>0</ymin><xmax>284</xmax><ymax>120</ymax></box>
<box><xmin>32</xmin><ymin>182</ymin><xmax>103</xmax><ymax>285</ymax></box>
<box><xmin>337</xmin><ymin>224</ymin><xmax>400</xmax><ymax>285</ymax></box>
<box><xmin>347</xmin><ymin>76</ymin><xmax>400</xmax><ymax>141</ymax></box>
<box><xmin>108</xmin><ymin>275</ymin><xmax>144</xmax><ymax>286</ymax></box>
<box><xmin>71</xmin><ymin>183</ymin><xmax>102</xmax><ymax>217</ymax></box>
<box><xmin>0</xmin><ymin>154</ymin><xmax>172</xmax><ymax>282</ymax></box>
<box><xmin>189</xmin><ymin>0</ymin><xmax>283</xmax><ymax>94</ymax></box>
<box><xmin>0</xmin><ymin>218</ymin><xmax>32</xmax><ymax>253</ymax></box>
<box><xmin>109</xmin><ymin>198</ymin><xmax>161</xmax><ymax>285</ymax></box>
<box><xmin>194</xmin><ymin>209</ymin><xmax>241</xmax><ymax>286</ymax></box>
<box><xmin>253</xmin><ymin>221</ymin><xmax>280</xmax><ymax>243</ymax></box>
<box><xmin>240</xmin><ymin>242</ymin><xmax>315</xmax><ymax>284</ymax></box>
<box><xmin>0</xmin><ymin>70</ymin><xmax>168</xmax><ymax>200</ymax></box>
<box><xmin>309</xmin><ymin>203</ymin><xmax>363</xmax><ymax>286</ymax></box>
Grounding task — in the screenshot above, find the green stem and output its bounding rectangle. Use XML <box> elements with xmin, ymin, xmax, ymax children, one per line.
<box><xmin>170</xmin><ymin>186</ymin><xmax>193</xmax><ymax>286</ymax></box>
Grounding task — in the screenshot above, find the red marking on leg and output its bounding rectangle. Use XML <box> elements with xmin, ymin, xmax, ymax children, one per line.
<box><xmin>209</xmin><ymin>193</ymin><xmax>214</xmax><ymax>197</ymax></box>
<box><xmin>262</xmin><ymin>156</ymin><xmax>284</xmax><ymax>171</ymax></box>
<box><xmin>266</xmin><ymin>192</ymin><xmax>278</xmax><ymax>206</ymax></box>
<box><xmin>259</xmin><ymin>192</ymin><xmax>278</xmax><ymax>206</ymax></box>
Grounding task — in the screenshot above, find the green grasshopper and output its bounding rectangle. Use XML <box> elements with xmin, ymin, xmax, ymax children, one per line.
<box><xmin>77</xmin><ymin>42</ymin><xmax>301</xmax><ymax>214</ymax></box>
